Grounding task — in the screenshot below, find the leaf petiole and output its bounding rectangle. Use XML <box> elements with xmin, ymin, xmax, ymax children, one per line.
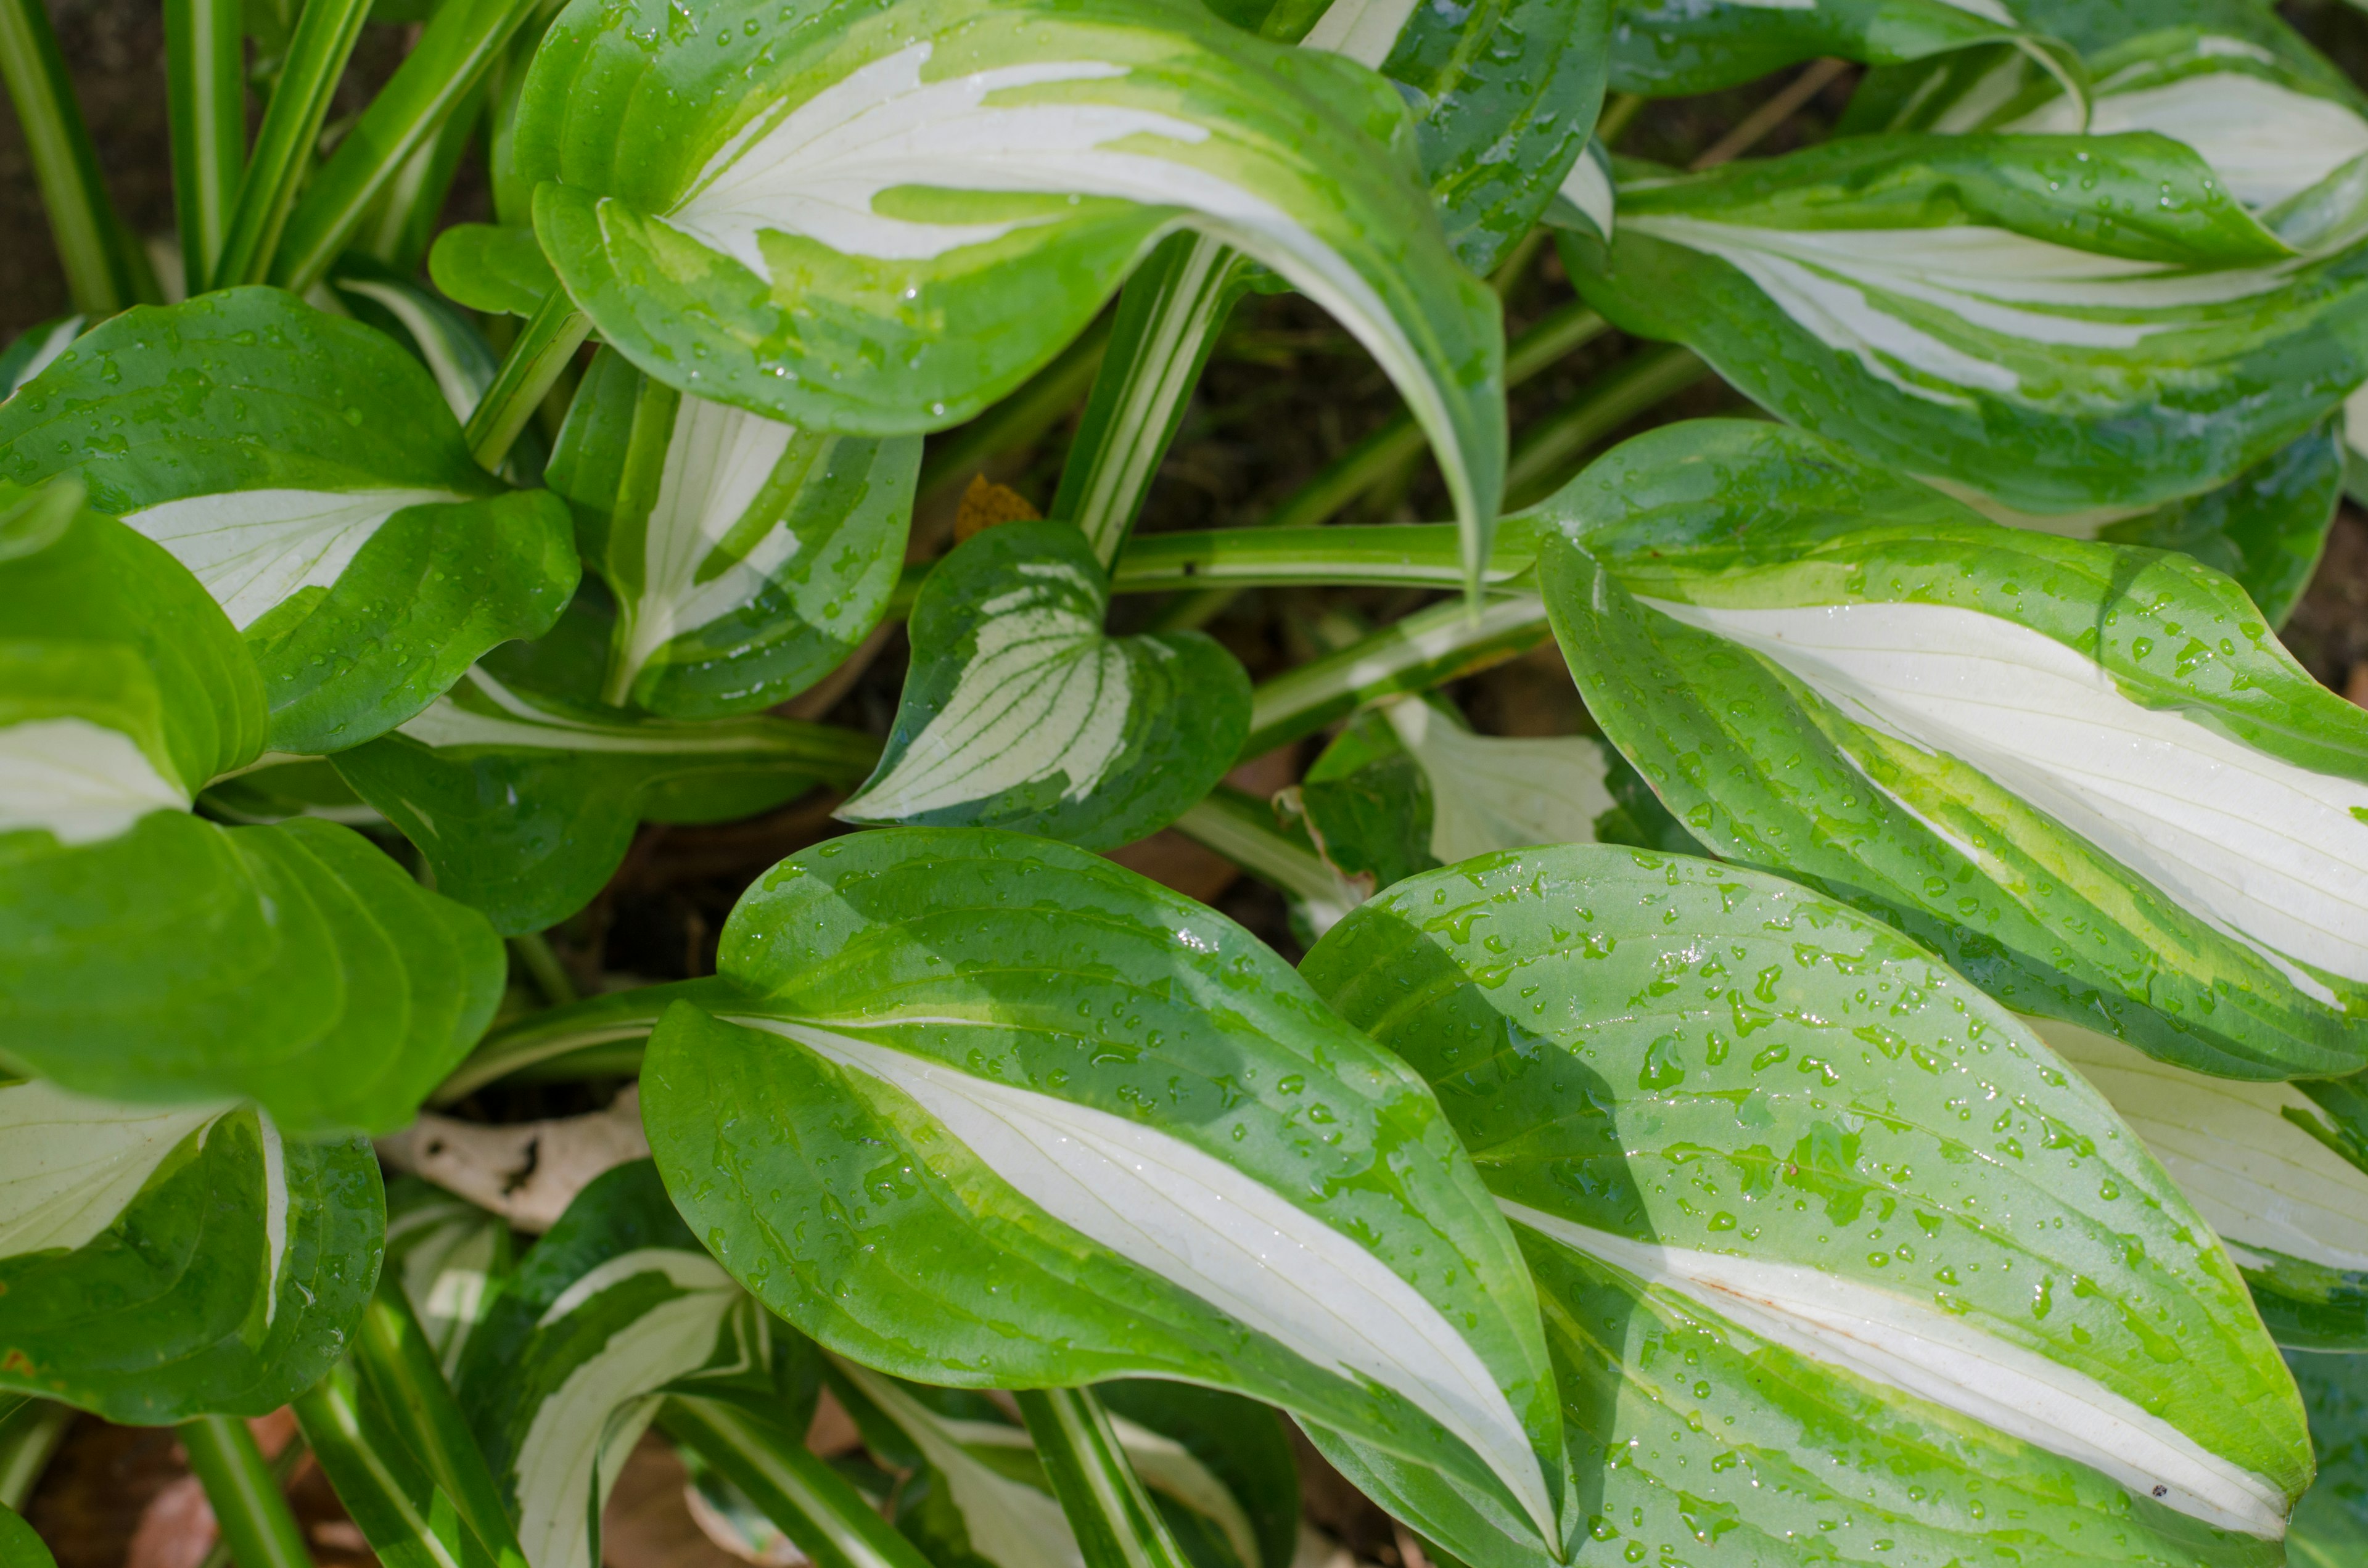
<box><xmin>465</xmin><ymin>290</ymin><xmax>591</xmax><ymax>472</ymax></box>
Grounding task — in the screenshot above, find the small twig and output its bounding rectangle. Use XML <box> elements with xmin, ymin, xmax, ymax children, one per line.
<box><xmin>1691</xmin><ymin>57</ymin><xmax>1849</xmax><ymax>170</ymax></box>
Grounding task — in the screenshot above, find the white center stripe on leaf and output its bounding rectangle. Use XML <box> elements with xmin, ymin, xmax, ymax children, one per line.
<box><xmin>0</xmin><ymin>1081</ymin><xmax>231</xmax><ymax>1258</ymax></box>
<box><xmin>257</xmin><ymin>1107</ymin><xmax>289</xmax><ymax>1329</ymax></box>
<box><xmin>837</xmin><ymin>1363</ymin><xmax>1087</xmax><ymax>1568</ymax></box>
<box><xmin>733</xmin><ymin>1016</ymin><xmax>1556</xmax><ymax>1538</ymax></box>
<box><xmin>1384</xmin><ymin>702</ymin><xmax>1615</xmax><ymax>864</ymax></box>
<box><xmin>0</xmin><ymin>717</ymin><xmax>189</xmax><ymax>845</ymax></box>
<box><xmin>614</xmin><ymin>396</ymin><xmax>801</xmax><ymax>696</ymax></box>
<box><xmin>2034</xmin><ymin>1019</ymin><xmax>2368</xmax><ymax>1275</ymax></box>
<box><xmin>337</xmin><ymin>280</ymin><xmax>484</xmax><ymax>420</ymax></box>
<box><xmin>2003</xmin><ymin>72</ymin><xmax>2368</xmax><ymax>210</ymax></box>
<box><xmin>1301</xmin><ymin>0</ymin><xmax>1421</xmax><ymax>66</ymax></box>
<box><xmin>536</xmin><ymin>1248</ymin><xmax>736</xmax><ymax>1329</ymax></box>
<box><xmin>1641</xmin><ymin>597</ymin><xmax>2368</xmax><ymax>992</ymax></box>
<box><xmin>1500</xmin><ymin>1201</ymin><xmax>2290</xmax><ymax>1538</ymax></box>
<box><xmin>398</xmin><ymin>670</ymin><xmax>812</xmax><ymax>756</ymax></box>
<box><xmin>121</xmin><ymin>486</ymin><xmax>467</xmax><ymax>630</ymax></box>
<box><xmin>6</xmin><ymin>316</ymin><xmax>83</xmax><ymax>394</ymax></box>
<box><xmin>845</xmin><ymin>564</ymin><xmax>1134</xmax><ymax>816</ymax></box>
<box><xmin>1557</xmin><ymin>147</ymin><xmax>1614</xmax><ymax>240</ymax></box>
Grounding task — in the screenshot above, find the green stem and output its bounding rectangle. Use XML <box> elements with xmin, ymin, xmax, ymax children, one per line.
<box><xmin>465</xmin><ymin>290</ymin><xmax>591</xmax><ymax>472</ymax></box>
<box><xmin>179</xmin><ymin>1416</ymin><xmax>310</xmax><ymax>1568</ymax></box>
<box><xmin>1240</xmin><ymin>593</ymin><xmax>1551</xmax><ymax>758</ymax></box>
<box><xmin>0</xmin><ymin>0</ymin><xmax>156</xmax><ymax>313</ymax></box>
<box><xmin>1503</xmin><ymin>344</ymin><xmax>1707</xmax><ymax>508</ymax></box>
<box><xmin>1053</xmin><ymin>232</ymin><xmax>1247</xmax><ymax>567</ymax></box>
<box><xmin>294</xmin><ymin>1360</ymin><xmax>517</xmax><ymax>1568</ymax></box>
<box><xmin>432</xmin><ymin>977</ymin><xmax>741</xmax><ymax>1102</ymax></box>
<box><xmin>918</xmin><ymin>314</ymin><xmax>1111</xmax><ymax>507</ymax></box>
<box><xmin>163</xmin><ymin>0</ymin><xmax>245</xmax><ymax>290</ymax></box>
<box><xmin>1012</xmin><ymin>1389</ymin><xmax>1194</xmax><ymax>1568</ymax></box>
<box><xmin>1114</xmin><ymin>521</ymin><xmax>1533</xmax><ymax>596</ymax></box>
<box><xmin>350</xmin><ymin>1273</ymin><xmax>524</xmax><ymax>1561</ymax></box>
<box><xmin>659</xmin><ymin>1395</ymin><xmax>934</xmax><ymax>1568</ymax></box>
<box><xmin>211</xmin><ymin>0</ymin><xmax>374</xmax><ymax>287</ymax></box>
<box><xmin>1595</xmin><ymin>91</ymin><xmax>1646</xmax><ymax>147</ymax></box>
<box><xmin>1154</xmin><ymin>299</ymin><xmax>1605</xmax><ymax>632</ymax></box>
<box><xmin>508</xmin><ymin>929</ymin><xmax>578</xmax><ymax>1007</ymax></box>
<box><xmin>0</xmin><ymin>1399</ymin><xmax>71</xmax><ymax>1513</ymax></box>
<box><xmin>272</xmin><ymin>0</ymin><xmax>544</xmax><ymax>293</ymax></box>
<box><xmin>352</xmin><ymin>86</ymin><xmax>480</xmax><ymax>272</ymax></box>
<box><xmin>1172</xmin><ymin>790</ymin><xmax>1357</xmax><ymax>927</ymax></box>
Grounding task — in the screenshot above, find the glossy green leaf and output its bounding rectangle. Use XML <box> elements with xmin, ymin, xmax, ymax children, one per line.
<box><xmin>1534</xmin><ymin>420</ymin><xmax>2368</xmax><ymax>1080</ymax></box>
<box><xmin>547</xmin><ymin>348</ymin><xmax>919</xmax><ymax>715</ymax></box>
<box><xmin>0</xmin><ymin>288</ymin><xmax>579</xmax><ymax>753</ymax></box>
<box><xmin>1559</xmin><ymin>134</ymin><xmax>2368</xmax><ymax>514</ymax></box>
<box><xmin>1608</xmin><ymin>0</ymin><xmax>2084</xmax><ymax>106</ymax></box>
<box><xmin>2287</xmin><ymin>1348</ymin><xmax>2368</xmax><ymax>1567</ymax></box>
<box><xmin>333</xmin><ymin>658</ymin><xmax>876</xmax><ymax>935</ymax></box>
<box><xmin>460</xmin><ymin>1160</ymin><xmax>776</xmax><ymax>1568</ymax></box>
<box><xmin>641</xmin><ymin>826</ymin><xmax>1566</xmax><ymax>1545</ymax></box>
<box><xmin>1922</xmin><ymin>421</ymin><xmax>2343</xmax><ymax>628</ymax></box>
<box><xmin>384</xmin><ymin>1177</ymin><xmax>514</xmax><ymax>1376</ymax></box>
<box><xmin>0</xmin><ymin>498</ymin><xmax>505</xmax><ymax>1133</ymax></box>
<box><xmin>0</xmin><ymin>1078</ymin><xmax>382</xmax><ymax>1423</ymax></box>
<box><xmin>512</xmin><ymin>0</ymin><xmax>1506</xmax><ymax>583</ymax></box>
<box><xmin>1303</xmin><ymin>845</ymin><xmax>2312</xmax><ymax>1562</ymax></box>
<box><xmin>838</xmin><ymin>520</ymin><xmax>1248</xmax><ymax>849</ymax></box>
<box><xmin>427</xmin><ymin>223</ymin><xmax>559</xmax><ymax>318</ymax></box>
<box><xmin>2033</xmin><ymin>1017</ymin><xmax>2368</xmax><ymax>1351</ymax></box>
<box><xmin>199</xmin><ymin>755</ymin><xmax>386</xmax><ymax>830</ymax></box>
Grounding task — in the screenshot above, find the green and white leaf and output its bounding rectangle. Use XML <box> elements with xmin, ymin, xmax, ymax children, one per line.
<box><xmin>2035</xmin><ymin>1017</ymin><xmax>2368</xmax><ymax>1351</ymax></box>
<box><xmin>0</xmin><ymin>497</ymin><xmax>506</xmax><ymax>1134</ymax></box>
<box><xmin>2287</xmin><ymin>1348</ymin><xmax>2368</xmax><ymax>1567</ymax></box>
<box><xmin>838</xmin><ymin>520</ymin><xmax>1248</xmax><ymax>849</ymax></box>
<box><xmin>334</xmin><ymin>654</ymin><xmax>877</xmax><ymax>935</ymax></box>
<box><xmin>1534</xmin><ymin>420</ymin><xmax>2368</xmax><ymax>1080</ymax></box>
<box><xmin>639</xmin><ymin>827</ymin><xmax>1567</xmax><ymax>1545</ymax></box>
<box><xmin>1918</xmin><ymin>420</ymin><xmax>2342</xmax><ymax>627</ymax></box>
<box><xmin>1302</xmin><ymin>845</ymin><xmax>2313</xmax><ymax>1561</ymax></box>
<box><xmin>295</xmin><ymin>1357</ymin><xmax>516</xmax><ymax>1568</ymax></box>
<box><xmin>1559</xmin><ymin>134</ymin><xmax>2368</xmax><ymax>514</ymax></box>
<box><xmin>0</xmin><ymin>289</ymin><xmax>579</xmax><ymax>754</ymax></box>
<box><xmin>0</xmin><ymin>316</ymin><xmax>81</xmax><ymax>400</ymax></box>
<box><xmin>384</xmin><ymin>1177</ymin><xmax>515</xmax><ymax>1376</ymax></box>
<box><xmin>460</xmin><ymin>1160</ymin><xmax>773</xmax><ymax>1568</ymax></box>
<box><xmin>0</xmin><ymin>1078</ymin><xmax>382</xmax><ymax>1424</ymax></box>
<box><xmin>1605</xmin><ymin>0</ymin><xmax>2086</xmax><ymax>107</ymax></box>
<box><xmin>547</xmin><ymin>348</ymin><xmax>919</xmax><ymax>716</ymax></box>
<box><xmin>1542</xmin><ymin>139</ymin><xmax>1613</xmax><ymax>244</ymax></box>
<box><xmin>512</xmin><ymin>0</ymin><xmax>1506</xmax><ymax>580</ymax></box>
<box><xmin>200</xmin><ymin>753</ymin><xmax>388</xmax><ymax>829</ymax></box>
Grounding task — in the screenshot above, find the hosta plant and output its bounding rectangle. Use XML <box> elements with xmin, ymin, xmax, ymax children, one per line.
<box><xmin>5</xmin><ymin>0</ymin><xmax>2368</xmax><ymax>1562</ymax></box>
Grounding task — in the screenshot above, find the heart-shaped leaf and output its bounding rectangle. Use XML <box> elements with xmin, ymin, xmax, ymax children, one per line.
<box><xmin>0</xmin><ymin>289</ymin><xmax>579</xmax><ymax>753</ymax></box>
<box><xmin>0</xmin><ymin>494</ymin><xmax>504</xmax><ymax>1135</ymax></box>
<box><xmin>639</xmin><ymin>827</ymin><xmax>1568</xmax><ymax>1545</ymax></box>
<box><xmin>839</xmin><ymin>520</ymin><xmax>1248</xmax><ymax>849</ymax></box>
<box><xmin>547</xmin><ymin>348</ymin><xmax>919</xmax><ymax>716</ymax></box>
<box><xmin>0</xmin><ymin>1078</ymin><xmax>382</xmax><ymax>1423</ymax></box>
<box><xmin>1558</xmin><ymin>134</ymin><xmax>2368</xmax><ymax>515</ymax></box>
<box><xmin>512</xmin><ymin>0</ymin><xmax>1505</xmax><ymax>577</ymax></box>
<box><xmin>1302</xmin><ymin>845</ymin><xmax>2311</xmax><ymax>1562</ymax></box>
<box><xmin>427</xmin><ymin>223</ymin><xmax>559</xmax><ymax>318</ymax></box>
<box><xmin>2033</xmin><ymin>1016</ymin><xmax>2368</xmax><ymax>1352</ymax></box>
<box><xmin>1534</xmin><ymin>420</ymin><xmax>2368</xmax><ymax>1080</ymax></box>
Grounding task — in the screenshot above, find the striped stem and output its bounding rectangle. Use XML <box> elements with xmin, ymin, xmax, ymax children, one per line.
<box><xmin>211</xmin><ymin>0</ymin><xmax>374</xmax><ymax>287</ymax></box>
<box><xmin>659</xmin><ymin>1395</ymin><xmax>935</xmax><ymax>1568</ymax></box>
<box><xmin>0</xmin><ymin>0</ymin><xmax>156</xmax><ymax>312</ymax></box>
<box><xmin>163</xmin><ymin>0</ymin><xmax>245</xmax><ymax>288</ymax></box>
<box><xmin>464</xmin><ymin>290</ymin><xmax>590</xmax><ymax>472</ymax></box>
<box><xmin>1013</xmin><ymin>1389</ymin><xmax>1194</xmax><ymax>1568</ymax></box>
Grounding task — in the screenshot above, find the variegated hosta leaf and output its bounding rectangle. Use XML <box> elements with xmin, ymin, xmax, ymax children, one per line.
<box><xmin>514</xmin><ymin>0</ymin><xmax>1507</xmax><ymax>578</ymax></box>
<box><xmin>1302</xmin><ymin>845</ymin><xmax>2313</xmax><ymax>1563</ymax></box>
<box><xmin>0</xmin><ymin>289</ymin><xmax>579</xmax><ymax>754</ymax></box>
<box><xmin>1850</xmin><ymin>15</ymin><xmax>2368</xmax><ymax>234</ymax></box>
<box><xmin>0</xmin><ymin>496</ymin><xmax>506</xmax><ymax>1133</ymax></box>
<box><xmin>1559</xmin><ymin>134</ymin><xmax>2368</xmax><ymax>514</ymax></box>
<box><xmin>0</xmin><ymin>314</ymin><xmax>82</xmax><ymax>400</ymax></box>
<box><xmin>1212</xmin><ymin>0</ymin><xmax>1611</xmax><ymax>273</ymax></box>
<box><xmin>838</xmin><ymin>520</ymin><xmax>1248</xmax><ymax>848</ymax></box>
<box><xmin>2033</xmin><ymin>1018</ymin><xmax>2368</xmax><ymax>1352</ymax></box>
<box><xmin>639</xmin><ymin>827</ymin><xmax>1568</xmax><ymax>1545</ymax></box>
<box><xmin>1606</xmin><ymin>0</ymin><xmax>2084</xmax><ymax>107</ymax></box>
<box><xmin>384</xmin><ymin>1177</ymin><xmax>514</xmax><ymax>1377</ymax></box>
<box><xmin>333</xmin><ymin>652</ymin><xmax>878</xmax><ymax>935</ymax></box>
<box><xmin>2288</xmin><ymin>1348</ymin><xmax>2368</xmax><ymax>1566</ymax></box>
<box><xmin>1542</xmin><ymin>139</ymin><xmax>1614</xmax><ymax>244</ymax></box>
<box><xmin>547</xmin><ymin>348</ymin><xmax>919</xmax><ymax>717</ymax></box>
<box><xmin>1919</xmin><ymin>420</ymin><xmax>2343</xmax><ymax>628</ymax></box>
<box><xmin>833</xmin><ymin>1363</ymin><xmax>1294</xmax><ymax>1568</ymax></box>
<box><xmin>1284</xmin><ymin>697</ymin><xmax>1622</xmax><ymax>904</ymax></box>
<box><xmin>200</xmin><ymin>755</ymin><xmax>388</xmax><ymax>830</ymax></box>
<box><xmin>0</xmin><ymin>1078</ymin><xmax>382</xmax><ymax>1423</ymax></box>
<box><xmin>1536</xmin><ymin>420</ymin><xmax>2368</xmax><ymax>1080</ymax></box>
<box><xmin>460</xmin><ymin>1160</ymin><xmax>775</xmax><ymax>1568</ymax></box>
<box><xmin>327</xmin><ymin>263</ymin><xmax>503</xmax><ymax>424</ymax></box>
